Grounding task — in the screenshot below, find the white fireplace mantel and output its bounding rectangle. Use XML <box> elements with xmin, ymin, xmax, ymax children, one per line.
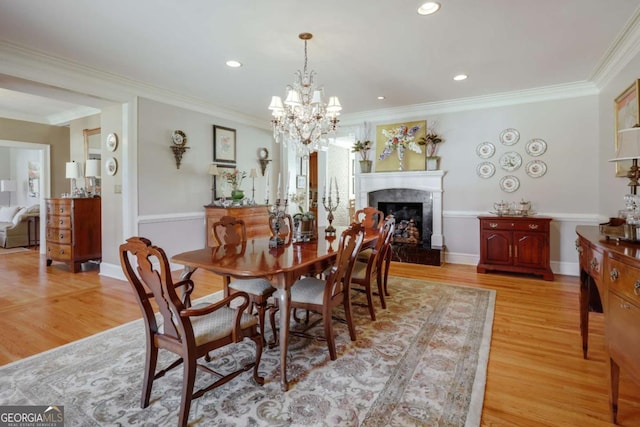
<box><xmin>355</xmin><ymin>170</ymin><xmax>446</xmax><ymax>248</ymax></box>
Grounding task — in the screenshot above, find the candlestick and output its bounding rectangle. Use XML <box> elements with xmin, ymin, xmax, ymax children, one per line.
<box><xmin>322</xmin><ymin>176</ymin><xmax>340</xmax><ymax>235</ymax></box>
<box><xmin>277</xmin><ymin>172</ymin><xmax>281</xmax><ymax>200</ymax></box>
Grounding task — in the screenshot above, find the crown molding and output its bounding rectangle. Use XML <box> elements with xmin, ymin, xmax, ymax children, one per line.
<box><xmin>341</xmin><ymin>81</ymin><xmax>598</xmax><ymax>125</ymax></box>
<box><xmin>0</xmin><ymin>41</ymin><xmax>268</xmax><ymax>129</ymax></box>
<box><xmin>590</xmin><ymin>5</ymin><xmax>640</xmax><ymax>89</ymax></box>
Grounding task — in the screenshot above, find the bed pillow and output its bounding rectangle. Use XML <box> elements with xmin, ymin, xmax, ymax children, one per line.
<box><xmin>0</xmin><ymin>206</ymin><xmax>20</xmax><ymax>222</ymax></box>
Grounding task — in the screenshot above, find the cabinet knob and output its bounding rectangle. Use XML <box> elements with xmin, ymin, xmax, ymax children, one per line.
<box><xmin>635</xmin><ymin>280</ymin><xmax>640</xmax><ymax>296</ymax></box>
<box><xmin>59</xmin><ymin>207</ymin><xmax>64</xmax><ymax>213</ymax></box>
<box><xmin>590</xmin><ymin>258</ymin><xmax>599</xmax><ymax>271</ymax></box>
<box><xmin>528</xmin><ymin>224</ymin><xmax>539</xmax><ymax>230</ymax></box>
<box><xmin>59</xmin><ymin>233</ymin><xmax>64</xmax><ymax>239</ymax></box>
<box><xmin>610</xmin><ymin>268</ymin><xmax>619</xmax><ymax>281</ymax></box>
<box><xmin>59</xmin><ymin>249</ymin><xmax>64</xmax><ymax>254</ymax></box>
<box><xmin>620</xmin><ymin>302</ymin><xmax>632</xmax><ymax>310</ymax></box>
<box><xmin>59</xmin><ymin>219</ymin><xmax>63</xmax><ymax>225</ymax></box>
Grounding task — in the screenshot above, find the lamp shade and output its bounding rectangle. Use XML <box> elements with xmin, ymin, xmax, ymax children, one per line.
<box><xmin>249</xmin><ymin>168</ymin><xmax>258</xmax><ymax>178</ymax></box>
<box><xmin>85</xmin><ymin>159</ymin><xmax>100</xmax><ymax>177</ymax></box>
<box><xmin>208</xmin><ymin>164</ymin><xmax>219</xmax><ymax>175</ymax></box>
<box><xmin>610</xmin><ymin>128</ymin><xmax>640</xmax><ymax>161</ymax></box>
<box><xmin>0</xmin><ymin>179</ymin><xmax>17</xmax><ymax>192</ymax></box>
<box><xmin>65</xmin><ymin>161</ymin><xmax>80</xmax><ymax>179</ymax></box>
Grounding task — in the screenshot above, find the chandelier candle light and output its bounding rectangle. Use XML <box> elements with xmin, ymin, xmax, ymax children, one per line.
<box><xmin>268</xmin><ymin>32</ymin><xmax>342</xmax><ymax>154</ymax></box>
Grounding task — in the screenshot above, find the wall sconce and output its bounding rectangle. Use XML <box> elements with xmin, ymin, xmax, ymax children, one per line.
<box><xmin>171</xmin><ymin>130</ymin><xmax>189</xmax><ymax>169</ymax></box>
<box><xmin>257</xmin><ymin>147</ymin><xmax>271</xmax><ymax>176</ymax></box>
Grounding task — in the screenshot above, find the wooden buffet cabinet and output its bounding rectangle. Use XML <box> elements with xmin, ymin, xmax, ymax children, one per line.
<box><xmin>204</xmin><ymin>205</ymin><xmax>271</xmax><ymax>247</ymax></box>
<box><xmin>477</xmin><ymin>215</ymin><xmax>554</xmax><ymax>280</ymax></box>
<box><xmin>576</xmin><ymin>225</ymin><xmax>640</xmax><ymax>423</ymax></box>
<box><xmin>45</xmin><ymin>198</ymin><xmax>101</xmax><ymax>273</ymax></box>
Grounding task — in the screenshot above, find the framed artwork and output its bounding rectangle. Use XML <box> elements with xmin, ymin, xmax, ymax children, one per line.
<box><xmin>375</xmin><ymin>120</ymin><xmax>426</xmax><ymax>172</ymax></box>
<box><xmin>614</xmin><ymin>80</ymin><xmax>640</xmax><ymax>177</ymax></box>
<box><xmin>213</xmin><ymin>125</ymin><xmax>237</xmax><ymax>164</ymax></box>
<box><xmin>296</xmin><ymin>175</ymin><xmax>307</xmax><ymax>189</ymax></box>
<box><xmin>214</xmin><ymin>164</ymin><xmax>236</xmax><ymax>199</ymax></box>
<box><xmin>28</xmin><ymin>161</ymin><xmax>40</xmax><ymax>197</ymax></box>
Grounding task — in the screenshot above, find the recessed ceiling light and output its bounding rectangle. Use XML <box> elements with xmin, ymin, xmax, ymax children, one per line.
<box><xmin>453</xmin><ymin>74</ymin><xmax>468</xmax><ymax>81</ymax></box>
<box><xmin>417</xmin><ymin>2</ymin><xmax>441</xmax><ymax>15</ymax></box>
<box><xmin>377</xmin><ymin>96</ymin><xmax>386</xmax><ymax>100</ymax></box>
<box><xmin>226</xmin><ymin>60</ymin><xmax>242</xmax><ymax>68</ymax></box>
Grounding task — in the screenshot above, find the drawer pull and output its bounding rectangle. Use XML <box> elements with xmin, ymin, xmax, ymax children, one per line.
<box><xmin>489</xmin><ymin>223</ymin><xmax>498</xmax><ymax>228</ymax></box>
<box><xmin>59</xmin><ymin>220</ymin><xmax>64</xmax><ymax>225</ymax></box>
<box><xmin>59</xmin><ymin>249</ymin><xmax>64</xmax><ymax>254</ymax></box>
<box><xmin>620</xmin><ymin>303</ymin><xmax>632</xmax><ymax>310</ymax></box>
<box><xmin>528</xmin><ymin>224</ymin><xmax>539</xmax><ymax>230</ymax></box>
<box><xmin>575</xmin><ymin>239</ymin><xmax>583</xmax><ymax>253</ymax></box>
<box><xmin>59</xmin><ymin>207</ymin><xmax>64</xmax><ymax>214</ymax></box>
<box><xmin>635</xmin><ymin>280</ymin><xmax>640</xmax><ymax>296</ymax></box>
<box><xmin>610</xmin><ymin>268</ymin><xmax>619</xmax><ymax>281</ymax></box>
<box><xmin>590</xmin><ymin>258</ymin><xmax>599</xmax><ymax>271</ymax></box>
<box><xmin>59</xmin><ymin>233</ymin><xmax>64</xmax><ymax>239</ymax></box>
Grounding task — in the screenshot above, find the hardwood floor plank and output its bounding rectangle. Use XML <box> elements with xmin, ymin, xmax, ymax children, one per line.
<box><xmin>1</xmin><ymin>250</ymin><xmax>639</xmax><ymax>425</ymax></box>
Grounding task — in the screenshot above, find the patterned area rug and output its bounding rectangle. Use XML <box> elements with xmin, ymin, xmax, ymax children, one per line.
<box><xmin>0</xmin><ymin>277</ymin><xmax>495</xmax><ymax>426</ymax></box>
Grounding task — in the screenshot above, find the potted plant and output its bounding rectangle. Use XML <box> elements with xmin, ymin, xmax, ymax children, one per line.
<box><xmin>418</xmin><ymin>129</ymin><xmax>444</xmax><ymax>171</ymax></box>
<box><xmin>221</xmin><ymin>169</ymin><xmax>247</xmax><ymax>201</ymax></box>
<box><xmin>352</xmin><ymin>140</ymin><xmax>373</xmax><ymax>173</ymax></box>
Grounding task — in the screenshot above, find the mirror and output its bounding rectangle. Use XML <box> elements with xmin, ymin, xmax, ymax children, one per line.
<box><xmin>83</xmin><ymin>127</ymin><xmax>101</xmax><ymax>196</ymax></box>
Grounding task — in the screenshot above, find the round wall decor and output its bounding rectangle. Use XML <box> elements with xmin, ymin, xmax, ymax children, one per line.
<box><xmin>105</xmin><ymin>157</ymin><xmax>118</xmax><ymax>176</ymax></box>
<box><xmin>106</xmin><ymin>133</ymin><xmax>118</xmax><ymax>152</ymax></box>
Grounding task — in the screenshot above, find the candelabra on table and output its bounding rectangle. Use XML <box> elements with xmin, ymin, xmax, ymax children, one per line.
<box><xmin>322</xmin><ymin>177</ymin><xmax>340</xmax><ymax>235</ymax></box>
<box><xmin>268</xmin><ymin>196</ymin><xmax>288</xmax><ymax>247</ymax></box>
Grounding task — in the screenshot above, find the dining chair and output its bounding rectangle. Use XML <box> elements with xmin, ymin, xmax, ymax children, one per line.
<box><xmin>119</xmin><ymin>236</ymin><xmax>263</xmax><ymax>427</ymax></box>
<box><xmin>355</xmin><ymin>206</ymin><xmax>384</xmax><ymax>230</ymax></box>
<box><xmin>350</xmin><ymin>216</ymin><xmax>395</xmax><ymax>320</ymax></box>
<box><xmin>213</xmin><ymin>215</ymin><xmax>277</xmax><ymax>344</ymax></box>
<box><xmin>285</xmin><ymin>222</ymin><xmax>364</xmax><ymax>360</ymax></box>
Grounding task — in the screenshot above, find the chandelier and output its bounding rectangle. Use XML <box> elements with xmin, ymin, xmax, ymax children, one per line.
<box><xmin>268</xmin><ymin>33</ymin><xmax>342</xmax><ymax>153</ymax></box>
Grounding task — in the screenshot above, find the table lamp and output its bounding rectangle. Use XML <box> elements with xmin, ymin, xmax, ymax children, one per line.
<box><xmin>208</xmin><ymin>164</ymin><xmax>219</xmax><ymax>204</ymax></box>
<box><xmin>0</xmin><ymin>179</ymin><xmax>17</xmax><ymax>205</ymax></box>
<box><xmin>65</xmin><ymin>161</ymin><xmax>81</xmax><ymax>197</ymax></box>
<box><xmin>609</xmin><ymin>128</ymin><xmax>640</xmax><ymax>194</ymax></box>
<box><xmin>85</xmin><ymin>159</ymin><xmax>101</xmax><ymax>196</ymax></box>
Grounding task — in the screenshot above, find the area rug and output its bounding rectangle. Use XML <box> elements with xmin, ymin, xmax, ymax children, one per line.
<box><xmin>0</xmin><ymin>277</ymin><xmax>495</xmax><ymax>426</ymax></box>
<box><xmin>0</xmin><ymin>246</ymin><xmax>29</xmax><ymax>255</ymax></box>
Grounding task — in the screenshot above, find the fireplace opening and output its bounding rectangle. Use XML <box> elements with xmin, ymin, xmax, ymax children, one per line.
<box><xmin>378</xmin><ymin>202</ymin><xmax>423</xmax><ymax>244</ymax></box>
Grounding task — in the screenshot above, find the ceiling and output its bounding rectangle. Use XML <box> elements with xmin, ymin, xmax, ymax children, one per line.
<box><xmin>0</xmin><ymin>0</ymin><xmax>639</xmax><ymax>126</ymax></box>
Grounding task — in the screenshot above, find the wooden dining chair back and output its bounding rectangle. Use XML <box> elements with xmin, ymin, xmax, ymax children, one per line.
<box><xmin>287</xmin><ymin>223</ymin><xmax>365</xmax><ymax>360</ymax></box>
<box><xmin>355</xmin><ymin>206</ymin><xmax>384</xmax><ymax>230</ymax></box>
<box><xmin>351</xmin><ymin>216</ymin><xmax>395</xmax><ymax>320</ymax></box>
<box><xmin>119</xmin><ymin>236</ymin><xmax>263</xmax><ymax>427</ymax></box>
<box><xmin>212</xmin><ymin>215</ymin><xmax>277</xmax><ymax>345</ymax></box>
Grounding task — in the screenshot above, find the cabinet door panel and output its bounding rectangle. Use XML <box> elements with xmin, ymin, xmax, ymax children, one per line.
<box><xmin>514</xmin><ymin>231</ymin><xmax>547</xmax><ymax>269</ymax></box>
<box><xmin>481</xmin><ymin>230</ymin><xmax>512</xmax><ymax>265</ymax></box>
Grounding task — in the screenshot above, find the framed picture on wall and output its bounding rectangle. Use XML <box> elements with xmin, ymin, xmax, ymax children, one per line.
<box><xmin>213</xmin><ymin>125</ymin><xmax>237</xmax><ymax>164</ymax></box>
<box><xmin>296</xmin><ymin>175</ymin><xmax>307</xmax><ymax>189</ymax></box>
<box><xmin>214</xmin><ymin>165</ymin><xmax>236</xmax><ymax>199</ymax></box>
<box><xmin>614</xmin><ymin>80</ymin><xmax>640</xmax><ymax>177</ymax></box>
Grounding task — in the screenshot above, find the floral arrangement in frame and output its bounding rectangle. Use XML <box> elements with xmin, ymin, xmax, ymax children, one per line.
<box><xmin>375</xmin><ymin>120</ymin><xmax>426</xmax><ymax>172</ymax></box>
<box><xmin>614</xmin><ymin>80</ymin><xmax>640</xmax><ymax>177</ymax></box>
<box><xmin>213</xmin><ymin>125</ymin><xmax>237</xmax><ymax>164</ymax></box>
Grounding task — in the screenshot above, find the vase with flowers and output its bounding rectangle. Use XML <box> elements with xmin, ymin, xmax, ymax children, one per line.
<box><xmin>221</xmin><ymin>169</ymin><xmax>247</xmax><ymax>202</ymax></box>
<box><xmin>352</xmin><ymin>140</ymin><xmax>373</xmax><ymax>173</ymax></box>
<box><xmin>378</xmin><ymin>124</ymin><xmax>422</xmax><ymax>170</ymax></box>
<box><xmin>418</xmin><ymin>127</ymin><xmax>444</xmax><ymax>170</ymax></box>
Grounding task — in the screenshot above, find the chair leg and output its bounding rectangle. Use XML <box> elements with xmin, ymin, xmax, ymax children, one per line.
<box><xmin>178</xmin><ymin>356</ymin><xmax>197</xmax><ymax>427</ymax></box>
<box><xmin>384</xmin><ymin>251</ymin><xmax>392</xmax><ymax>296</ymax></box>
<box><xmin>376</xmin><ymin>268</ymin><xmax>386</xmax><ymax>309</ymax></box>
<box><xmin>268</xmin><ymin>305</ymin><xmax>279</xmax><ymax>347</ymax></box>
<box><xmin>365</xmin><ymin>283</ymin><xmax>376</xmax><ymax>321</ymax></box>
<box><xmin>324</xmin><ymin>307</ymin><xmax>337</xmax><ymax>360</ymax></box>
<box><xmin>250</xmin><ymin>334</ymin><xmax>265</xmax><ymax>385</ymax></box>
<box><xmin>256</xmin><ymin>303</ymin><xmax>268</xmax><ymax>345</ymax></box>
<box><xmin>343</xmin><ymin>297</ymin><xmax>357</xmax><ymax>341</ymax></box>
<box><xmin>141</xmin><ymin>341</ymin><xmax>158</xmax><ymax>408</ymax></box>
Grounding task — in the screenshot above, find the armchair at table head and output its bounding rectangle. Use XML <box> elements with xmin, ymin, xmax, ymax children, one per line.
<box><xmin>355</xmin><ymin>206</ymin><xmax>384</xmax><ymax>230</ymax></box>
<box><xmin>212</xmin><ymin>215</ymin><xmax>278</xmax><ymax>345</ymax></box>
<box><xmin>119</xmin><ymin>236</ymin><xmax>263</xmax><ymax>427</ymax></box>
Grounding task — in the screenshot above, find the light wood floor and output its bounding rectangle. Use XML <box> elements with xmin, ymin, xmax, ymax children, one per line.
<box><xmin>1</xmin><ymin>249</ymin><xmax>639</xmax><ymax>426</ymax></box>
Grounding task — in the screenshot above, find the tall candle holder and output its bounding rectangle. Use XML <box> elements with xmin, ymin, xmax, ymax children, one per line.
<box><xmin>268</xmin><ymin>197</ymin><xmax>289</xmax><ymax>247</ymax></box>
<box><xmin>322</xmin><ymin>180</ymin><xmax>340</xmax><ymax>235</ymax></box>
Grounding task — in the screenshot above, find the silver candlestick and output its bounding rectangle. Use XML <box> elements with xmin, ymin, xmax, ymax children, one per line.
<box><xmin>322</xmin><ymin>178</ymin><xmax>340</xmax><ymax>235</ymax></box>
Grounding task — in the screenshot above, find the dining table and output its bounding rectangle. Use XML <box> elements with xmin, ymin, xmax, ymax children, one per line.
<box><xmin>171</xmin><ymin>225</ymin><xmax>378</xmax><ymax>391</ymax></box>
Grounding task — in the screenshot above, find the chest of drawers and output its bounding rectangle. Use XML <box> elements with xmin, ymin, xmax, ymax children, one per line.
<box><xmin>46</xmin><ymin>198</ymin><xmax>101</xmax><ymax>273</ymax></box>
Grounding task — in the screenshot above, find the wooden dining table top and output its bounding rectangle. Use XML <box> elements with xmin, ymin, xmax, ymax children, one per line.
<box><xmin>171</xmin><ymin>226</ymin><xmax>379</xmax><ymax>287</ymax></box>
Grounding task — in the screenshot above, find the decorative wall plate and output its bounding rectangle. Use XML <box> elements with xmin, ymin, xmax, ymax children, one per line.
<box><xmin>499</xmin><ymin>151</ymin><xmax>522</xmax><ymax>171</ymax></box>
<box><xmin>525</xmin><ymin>138</ymin><xmax>547</xmax><ymax>156</ymax></box>
<box><xmin>171</xmin><ymin>130</ymin><xmax>187</xmax><ymax>147</ymax></box>
<box><xmin>499</xmin><ymin>128</ymin><xmax>520</xmax><ymax>145</ymax></box>
<box><xmin>106</xmin><ymin>133</ymin><xmax>118</xmax><ymax>152</ymax></box>
<box><xmin>526</xmin><ymin>160</ymin><xmax>547</xmax><ymax>178</ymax></box>
<box><xmin>105</xmin><ymin>157</ymin><xmax>118</xmax><ymax>176</ymax></box>
<box><xmin>500</xmin><ymin>175</ymin><xmax>520</xmax><ymax>192</ymax></box>
<box><xmin>476</xmin><ymin>162</ymin><xmax>495</xmax><ymax>178</ymax></box>
<box><xmin>476</xmin><ymin>142</ymin><xmax>496</xmax><ymax>158</ymax></box>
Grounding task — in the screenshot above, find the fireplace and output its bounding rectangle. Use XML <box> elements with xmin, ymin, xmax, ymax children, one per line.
<box><xmin>355</xmin><ymin>170</ymin><xmax>445</xmax><ymax>265</ymax></box>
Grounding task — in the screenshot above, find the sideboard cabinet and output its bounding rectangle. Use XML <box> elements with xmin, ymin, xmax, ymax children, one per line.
<box><xmin>204</xmin><ymin>205</ymin><xmax>270</xmax><ymax>247</ymax></box>
<box><xmin>576</xmin><ymin>226</ymin><xmax>640</xmax><ymax>423</ymax></box>
<box><xmin>46</xmin><ymin>198</ymin><xmax>101</xmax><ymax>273</ymax></box>
<box><xmin>477</xmin><ymin>215</ymin><xmax>554</xmax><ymax>280</ymax></box>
